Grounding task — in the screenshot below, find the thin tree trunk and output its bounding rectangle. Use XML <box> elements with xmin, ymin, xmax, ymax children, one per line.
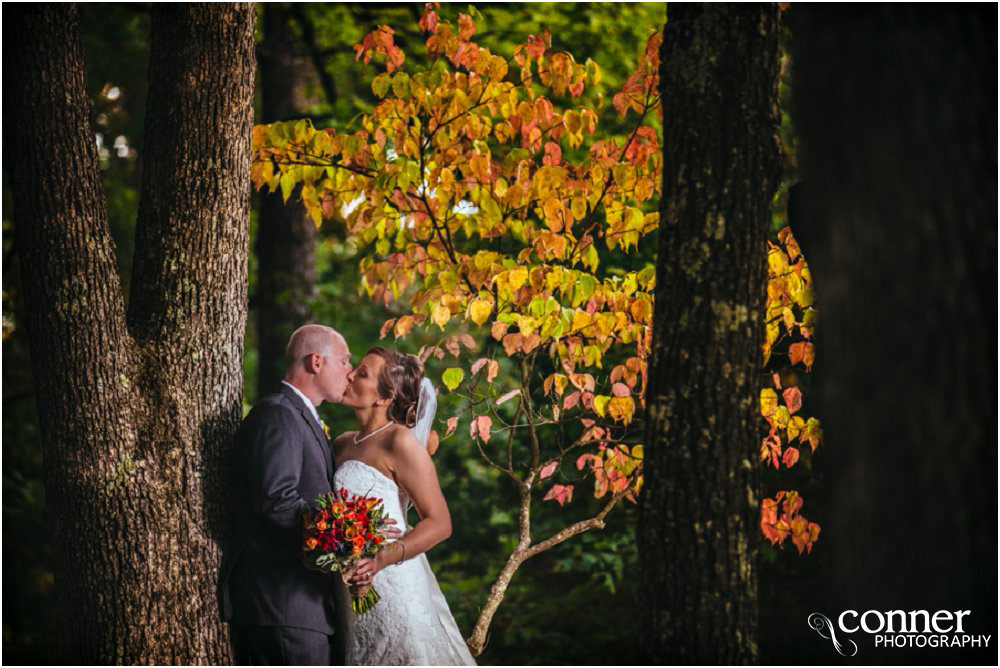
<box><xmin>4</xmin><ymin>3</ymin><xmax>255</xmax><ymax>663</ymax></box>
<box><xmin>256</xmin><ymin>3</ymin><xmax>318</xmax><ymax>395</ymax></box>
<box><xmin>639</xmin><ymin>4</ymin><xmax>782</xmax><ymax>664</ymax></box>
<box><xmin>791</xmin><ymin>5</ymin><xmax>996</xmax><ymax>663</ymax></box>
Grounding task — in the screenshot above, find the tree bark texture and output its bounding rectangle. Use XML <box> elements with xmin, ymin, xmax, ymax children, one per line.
<box><xmin>4</xmin><ymin>3</ymin><xmax>255</xmax><ymax>663</ymax></box>
<box><xmin>639</xmin><ymin>5</ymin><xmax>782</xmax><ymax>664</ymax></box>
<box><xmin>791</xmin><ymin>5</ymin><xmax>996</xmax><ymax>663</ymax></box>
<box><xmin>255</xmin><ymin>4</ymin><xmax>318</xmax><ymax>395</ymax></box>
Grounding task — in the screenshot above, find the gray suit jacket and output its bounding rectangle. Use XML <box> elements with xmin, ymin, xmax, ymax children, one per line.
<box><xmin>218</xmin><ymin>384</ymin><xmax>337</xmax><ymax>634</ymax></box>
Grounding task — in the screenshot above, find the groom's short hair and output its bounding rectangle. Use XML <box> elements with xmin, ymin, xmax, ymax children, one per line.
<box><xmin>285</xmin><ymin>324</ymin><xmax>342</xmax><ymax>370</ymax></box>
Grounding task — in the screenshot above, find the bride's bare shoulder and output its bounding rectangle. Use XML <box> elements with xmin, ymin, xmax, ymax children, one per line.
<box><xmin>332</xmin><ymin>431</ymin><xmax>356</xmax><ymax>456</ymax></box>
<box><xmin>385</xmin><ymin>423</ymin><xmax>421</xmax><ymax>451</ymax></box>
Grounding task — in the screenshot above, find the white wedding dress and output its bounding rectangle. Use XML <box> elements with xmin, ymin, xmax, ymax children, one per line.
<box><xmin>333</xmin><ymin>458</ymin><xmax>476</xmax><ymax>666</ymax></box>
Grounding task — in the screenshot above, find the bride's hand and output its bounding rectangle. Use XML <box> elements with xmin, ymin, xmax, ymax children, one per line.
<box><xmin>350</xmin><ymin>551</ymin><xmax>392</xmax><ymax>587</ymax></box>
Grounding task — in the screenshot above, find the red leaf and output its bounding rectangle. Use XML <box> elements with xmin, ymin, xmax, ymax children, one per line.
<box><xmin>539</xmin><ymin>460</ymin><xmax>558</xmax><ymax>479</ymax></box>
<box><xmin>782</xmin><ymin>446</ymin><xmax>800</xmax><ymax>468</ymax></box>
<box><xmin>563</xmin><ymin>391</ymin><xmax>581</xmax><ymax>410</ymax></box>
<box><xmin>611</xmin><ymin>383</ymin><xmax>630</xmax><ymax>397</ymax></box>
<box><xmin>542</xmin><ymin>142</ymin><xmax>562</xmax><ymax>166</ymax></box>
<box><xmin>444</xmin><ymin>417</ymin><xmax>458</xmax><ymax>437</ymax></box>
<box><xmin>543</xmin><ymin>483</ymin><xmax>574</xmax><ymax>506</ymax></box>
<box><xmin>496</xmin><ymin>389</ymin><xmax>520</xmax><ymax>406</ymax></box>
<box><xmin>782</xmin><ymin>386</ymin><xmax>803</xmax><ymax>415</ymax></box>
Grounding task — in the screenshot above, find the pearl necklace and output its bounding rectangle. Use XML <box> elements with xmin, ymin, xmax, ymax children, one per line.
<box><xmin>353</xmin><ymin>421</ymin><xmax>392</xmax><ymax>445</ymax></box>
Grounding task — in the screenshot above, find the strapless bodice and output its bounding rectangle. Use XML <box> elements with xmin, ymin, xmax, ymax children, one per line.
<box><xmin>333</xmin><ymin>459</ymin><xmax>412</xmax><ymax>530</ymax></box>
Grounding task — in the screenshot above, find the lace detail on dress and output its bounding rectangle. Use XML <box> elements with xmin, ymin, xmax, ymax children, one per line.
<box><xmin>333</xmin><ymin>459</ymin><xmax>476</xmax><ymax>666</ymax></box>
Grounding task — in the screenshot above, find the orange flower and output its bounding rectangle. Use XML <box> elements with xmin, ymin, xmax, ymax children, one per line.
<box><xmin>305</xmin><ymin>538</ymin><xmax>318</xmax><ymax>550</ymax></box>
<box><xmin>352</xmin><ymin>543</ymin><xmax>363</xmax><ymax>556</ymax></box>
<box><xmin>316</xmin><ymin>520</ymin><xmax>328</xmax><ymax>531</ymax></box>
<box><xmin>330</xmin><ymin>502</ymin><xmax>345</xmax><ymax>515</ymax></box>
<box><xmin>345</xmin><ymin>525</ymin><xmax>357</xmax><ymax>540</ymax></box>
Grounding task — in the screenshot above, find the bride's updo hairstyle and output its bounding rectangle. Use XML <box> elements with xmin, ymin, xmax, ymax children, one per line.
<box><xmin>366</xmin><ymin>346</ymin><xmax>424</xmax><ymax>427</ymax></box>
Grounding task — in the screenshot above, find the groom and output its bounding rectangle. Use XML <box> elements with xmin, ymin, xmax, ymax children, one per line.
<box><xmin>218</xmin><ymin>324</ymin><xmax>396</xmax><ymax>664</ymax></box>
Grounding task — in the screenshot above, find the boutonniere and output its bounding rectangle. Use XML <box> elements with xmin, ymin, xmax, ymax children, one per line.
<box><xmin>320</xmin><ymin>419</ymin><xmax>332</xmax><ymax>443</ymax></box>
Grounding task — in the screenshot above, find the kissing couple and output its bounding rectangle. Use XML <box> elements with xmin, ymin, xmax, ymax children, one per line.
<box><xmin>218</xmin><ymin>324</ymin><xmax>476</xmax><ymax>665</ymax></box>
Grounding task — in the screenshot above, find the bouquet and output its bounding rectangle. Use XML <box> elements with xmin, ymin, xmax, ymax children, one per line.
<box><xmin>303</xmin><ymin>487</ymin><xmax>390</xmax><ymax>614</ymax></box>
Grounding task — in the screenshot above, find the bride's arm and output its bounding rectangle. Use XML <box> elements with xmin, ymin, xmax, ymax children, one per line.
<box><xmin>352</xmin><ymin>429</ymin><xmax>452</xmax><ymax>582</ymax></box>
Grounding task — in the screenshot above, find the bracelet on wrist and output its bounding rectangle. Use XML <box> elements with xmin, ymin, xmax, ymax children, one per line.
<box><xmin>395</xmin><ymin>540</ymin><xmax>406</xmax><ymax>565</ymax></box>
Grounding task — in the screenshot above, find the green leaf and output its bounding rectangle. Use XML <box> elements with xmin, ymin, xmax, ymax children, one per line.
<box><xmin>372</xmin><ymin>73</ymin><xmax>391</xmax><ymax>98</ymax></box>
<box><xmin>279</xmin><ymin>171</ymin><xmax>296</xmax><ymax>203</ymax></box>
<box><xmin>442</xmin><ymin>368</ymin><xmax>464</xmax><ymax>391</ymax></box>
<box><xmin>391</xmin><ymin>72</ymin><xmax>410</xmax><ymax>99</ymax></box>
<box><xmin>575</xmin><ymin>274</ymin><xmax>597</xmax><ymax>304</ymax></box>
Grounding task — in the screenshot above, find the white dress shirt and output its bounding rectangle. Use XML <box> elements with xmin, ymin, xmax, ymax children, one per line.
<box><xmin>281</xmin><ymin>380</ymin><xmax>321</xmax><ymax>426</ymax></box>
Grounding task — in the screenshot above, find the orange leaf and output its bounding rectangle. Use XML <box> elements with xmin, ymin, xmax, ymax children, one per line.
<box><xmin>380</xmin><ymin>318</ymin><xmax>396</xmax><ymax>340</ymax></box>
<box><xmin>502</xmin><ymin>333</ymin><xmax>522</xmax><ymax>356</ymax></box>
<box><xmin>491</xmin><ymin>321</ymin><xmax>509</xmax><ymax>341</ymax></box>
<box><xmin>471</xmin><ymin>358</ymin><xmax>499</xmax><ymax>382</ymax></box>
<box><xmin>470</xmin><ymin>415</ymin><xmax>492</xmax><ymax>442</ymax></box>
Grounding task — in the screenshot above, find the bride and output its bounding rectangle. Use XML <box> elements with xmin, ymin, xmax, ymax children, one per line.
<box><xmin>331</xmin><ymin>346</ymin><xmax>476</xmax><ymax>666</ymax></box>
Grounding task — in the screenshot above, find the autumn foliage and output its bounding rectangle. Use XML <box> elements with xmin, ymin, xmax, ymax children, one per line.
<box><xmin>251</xmin><ymin>4</ymin><xmax>658</xmax><ymax>513</ymax></box>
<box><xmin>250</xmin><ymin>2</ymin><xmax>819</xmax><ymax>645</ymax></box>
<box><xmin>759</xmin><ymin>227</ymin><xmax>822</xmax><ymax>553</ymax></box>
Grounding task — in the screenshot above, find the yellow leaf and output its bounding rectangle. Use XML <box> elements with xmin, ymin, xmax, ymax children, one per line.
<box><xmin>508</xmin><ymin>267</ymin><xmax>528</xmax><ymax>293</ymax></box>
<box><xmin>759</xmin><ymin>388</ymin><xmax>778</xmax><ymax>417</ymax></box>
<box><xmin>432</xmin><ymin>303</ymin><xmax>451</xmax><ymax>329</ymax></box>
<box><xmin>468</xmin><ymin>299</ymin><xmax>492</xmax><ymax>325</ymax></box>
<box><xmin>787</xmin><ymin>415</ymin><xmax>806</xmax><ymax>442</ymax></box>
<box><xmin>606</xmin><ymin>396</ymin><xmax>634</xmax><ymax>423</ymax></box>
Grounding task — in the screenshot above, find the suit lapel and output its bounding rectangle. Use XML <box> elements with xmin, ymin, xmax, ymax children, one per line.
<box><xmin>277</xmin><ymin>384</ymin><xmax>333</xmax><ymax>482</ymax></box>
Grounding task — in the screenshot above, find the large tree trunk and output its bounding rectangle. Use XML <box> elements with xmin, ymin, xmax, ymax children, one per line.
<box><xmin>3</xmin><ymin>4</ymin><xmax>254</xmax><ymax>663</ymax></box>
<box><xmin>791</xmin><ymin>5</ymin><xmax>996</xmax><ymax>663</ymax></box>
<box><xmin>639</xmin><ymin>4</ymin><xmax>782</xmax><ymax>664</ymax></box>
<box><xmin>255</xmin><ymin>4</ymin><xmax>319</xmax><ymax>395</ymax></box>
